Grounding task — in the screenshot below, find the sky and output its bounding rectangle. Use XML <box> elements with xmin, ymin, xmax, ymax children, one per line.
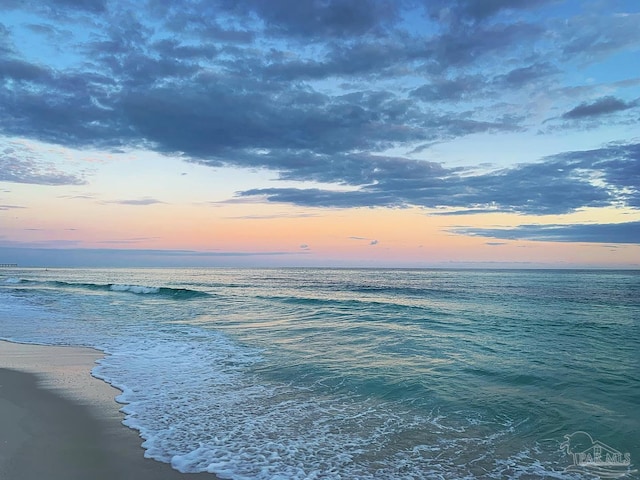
<box><xmin>0</xmin><ymin>0</ymin><xmax>639</xmax><ymax>268</ymax></box>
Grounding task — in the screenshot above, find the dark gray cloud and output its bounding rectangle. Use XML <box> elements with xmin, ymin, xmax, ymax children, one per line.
<box><xmin>240</xmin><ymin>0</ymin><xmax>401</xmax><ymax>39</ymax></box>
<box><xmin>429</xmin><ymin>209</ymin><xmax>501</xmax><ymax>216</ymax></box>
<box><xmin>459</xmin><ymin>0</ymin><xmax>554</xmax><ymax>21</ymax></box>
<box><xmin>562</xmin><ymin>96</ymin><xmax>638</xmax><ymax>119</ymax></box>
<box><xmin>0</xmin><ymin>0</ymin><xmax>560</xmax><ymax>157</ymax></box>
<box><xmin>428</xmin><ymin>22</ymin><xmax>543</xmax><ymax>73</ymax></box>
<box><xmin>0</xmin><ymin>59</ymin><xmax>123</xmax><ymax>149</ymax></box>
<box><xmin>0</xmin><ymin>0</ymin><xmax>639</xmax><ymax>218</ymax></box>
<box><xmin>494</xmin><ymin>62</ymin><xmax>559</xmax><ymax>88</ymax></box>
<box><xmin>452</xmin><ymin>221</ymin><xmax>640</xmax><ymax>244</ymax></box>
<box><xmin>425</xmin><ymin>0</ymin><xmax>556</xmax><ymax>24</ymax></box>
<box><xmin>49</xmin><ymin>0</ymin><xmax>107</xmax><ymax>13</ymax></box>
<box><xmin>0</xmin><ymin>23</ymin><xmax>14</xmax><ymax>55</ymax></box>
<box><xmin>238</xmin><ymin>142</ymin><xmax>639</xmax><ymax>214</ymax></box>
<box><xmin>411</xmin><ymin>62</ymin><xmax>559</xmax><ymax>103</ymax></box>
<box><xmin>411</xmin><ymin>75</ymin><xmax>484</xmax><ymax>103</ymax></box>
<box><xmin>0</xmin><ymin>0</ymin><xmax>107</xmax><ymax>17</ymax></box>
<box><xmin>411</xmin><ymin>62</ymin><xmax>560</xmax><ymax>105</ymax></box>
<box><xmin>0</xmin><ymin>58</ymin><xmax>51</xmax><ymax>82</ymax></box>
<box><xmin>548</xmin><ymin>142</ymin><xmax>640</xmax><ymax>208</ymax></box>
<box><xmin>561</xmin><ymin>11</ymin><xmax>640</xmax><ymax>62</ymax></box>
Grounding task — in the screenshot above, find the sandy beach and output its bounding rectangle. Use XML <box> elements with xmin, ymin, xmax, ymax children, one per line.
<box><xmin>0</xmin><ymin>340</ymin><xmax>215</xmax><ymax>479</ymax></box>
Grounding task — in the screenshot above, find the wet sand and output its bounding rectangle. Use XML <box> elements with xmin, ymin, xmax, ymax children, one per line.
<box><xmin>0</xmin><ymin>340</ymin><xmax>215</xmax><ymax>479</ymax></box>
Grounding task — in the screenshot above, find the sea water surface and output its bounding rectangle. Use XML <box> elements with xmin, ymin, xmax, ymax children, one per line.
<box><xmin>0</xmin><ymin>268</ymin><xmax>638</xmax><ymax>479</ymax></box>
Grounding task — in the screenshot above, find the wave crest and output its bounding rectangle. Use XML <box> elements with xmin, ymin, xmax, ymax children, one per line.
<box><xmin>2</xmin><ymin>278</ymin><xmax>208</xmax><ymax>299</ymax></box>
<box><xmin>110</xmin><ymin>284</ymin><xmax>160</xmax><ymax>294</ymax></box>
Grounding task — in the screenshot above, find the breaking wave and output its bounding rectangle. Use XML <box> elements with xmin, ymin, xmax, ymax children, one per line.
<box><xmin>1</xmin><ymin>278</ymin><xmax>208</xmax><ymax>299</ymax></box>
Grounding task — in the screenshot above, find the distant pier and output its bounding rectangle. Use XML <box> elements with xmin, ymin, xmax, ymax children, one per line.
<box><xmin>0</xmin><ymin>264</ymin><xmax>18</xmax><ymax>267</ymax></box>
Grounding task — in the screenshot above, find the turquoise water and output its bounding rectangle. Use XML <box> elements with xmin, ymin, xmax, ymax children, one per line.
<box><xmin>1</xmin><ymin>268</ymin><xmax>638</xmax><ymax>479</ymax></box>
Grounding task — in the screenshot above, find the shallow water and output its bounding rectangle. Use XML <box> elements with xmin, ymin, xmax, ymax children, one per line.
<box><xmin>1</xmin><ymin>268</ymin><xmax>638</xmax><ymax>479</ymax></box>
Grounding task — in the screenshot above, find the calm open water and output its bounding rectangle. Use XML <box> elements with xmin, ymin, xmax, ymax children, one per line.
<box><xmin>1</xmin><ymin>268</ymin><xmax>638</xmax><ymax>479</ymax></box>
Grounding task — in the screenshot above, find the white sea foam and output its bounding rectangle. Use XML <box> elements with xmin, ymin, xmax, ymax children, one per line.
<box><xmin>110</xmin><ymin>284</ymin><xmax>160</xmax><ymax>294</ymax></box>
<box><xmin>91</xmin><ymin>331</ymin><xmax>531</xmax><ymax>479</ymax></box>
<box><xmin>3</xmin><ymin>277</ymin><xmax>21</xmax><ymax>284</ymax></box>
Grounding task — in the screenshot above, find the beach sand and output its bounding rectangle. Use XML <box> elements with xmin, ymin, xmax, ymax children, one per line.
<box><xmin>0</xmin><ymin>340</ymin><xmax>216</xmax><ymax>479</ymax></box>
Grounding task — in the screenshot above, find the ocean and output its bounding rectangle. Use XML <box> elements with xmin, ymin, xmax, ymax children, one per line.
<box><xmin>1</xmin><ymin>267</ymin><xmax>638</xmax><ymax>479</ymax></box>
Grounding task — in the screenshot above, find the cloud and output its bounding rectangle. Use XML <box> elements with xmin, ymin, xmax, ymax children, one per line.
<box><xmin>429</xmin><ymin>209</ymin><xmax>500</xmax><ymax>216</ymax></box>
<box><xmin>44</xmin><ymin>0</ymin><xmax>107</xmax><ymax>14</ymax></box>
<box><xmin>452</xmin><ymin>221</ymin><xmax>640</xmax><ymax>244</ymax></box>
<box><xmin>410</xmin><ymin>62</ymin><xmax>558</xmax><ymax>105</ymax></box>
<box><xmin>0</xmin><ymin>0</ymin><xmax>638</xmax><ymax>218</ymax></box>
<box><xmin>411</xmin><ymin>74</ymin><xmax>484</xmax><ymax>103</ymax></box>
<box><xmin>0</xmin><ymin>149</ymin><xmax>86</xmax><ymax>186</ymax></box>
<box><xmin>0</xmin><ymin>0</ymin><xmax>565</xmax><ymax>158</ymax></box>
<box><xmin>562</xmin><ymin>96</ymin><xmax>638</xmax><ymax>119</ymax></box>
<box><xmin>57</xmin><ymin>193</ymin><xmax>96</xmax><ymax>200</ymax></box>
<box><xmin>560</xmin><ymin>12</ymin><xmax>640</xmax><ymax>62</ymax></box>
<box><xmin>349</xmin><ymin>236</ymin><xmax>378</xmax><ymax>246</ymax></box>
<box><xmin>494</xmin><ymin>62</ymin><xmax>559</xmax><ymax>88</ymax></box>
<box><xmin>0</xmin><ymin>22</ymin><xmax>13</xmax><ymax>51</ymax></box>
<box><xmin>426</xmin><ymin>0</ymin><xmax>555</xmax><ymax>24</ymax></box>
<box><xmin>238</xmin><ymin>142</ymin><xmax>640</xmax><ymax>214</ymax></box>
<box><xmin>233</xmin><ymin>0</ymin><xmax>401</xmax><ymax>39</ymax></box>
<box><xmin>0</xmin><ymin>204</ymin><xmax>26</xmax><ymax>210</ymax></box>
<box><xmin>107</xmin><ymin>197</ymin><xmax>165</xmax><ymax>206</ymax></box>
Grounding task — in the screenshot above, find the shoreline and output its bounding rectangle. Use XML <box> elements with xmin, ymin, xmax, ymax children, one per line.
<box><xmin>0</xmin><ymin>340</ymin><xmax>216</xmax><ymax>479</ymax></box>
